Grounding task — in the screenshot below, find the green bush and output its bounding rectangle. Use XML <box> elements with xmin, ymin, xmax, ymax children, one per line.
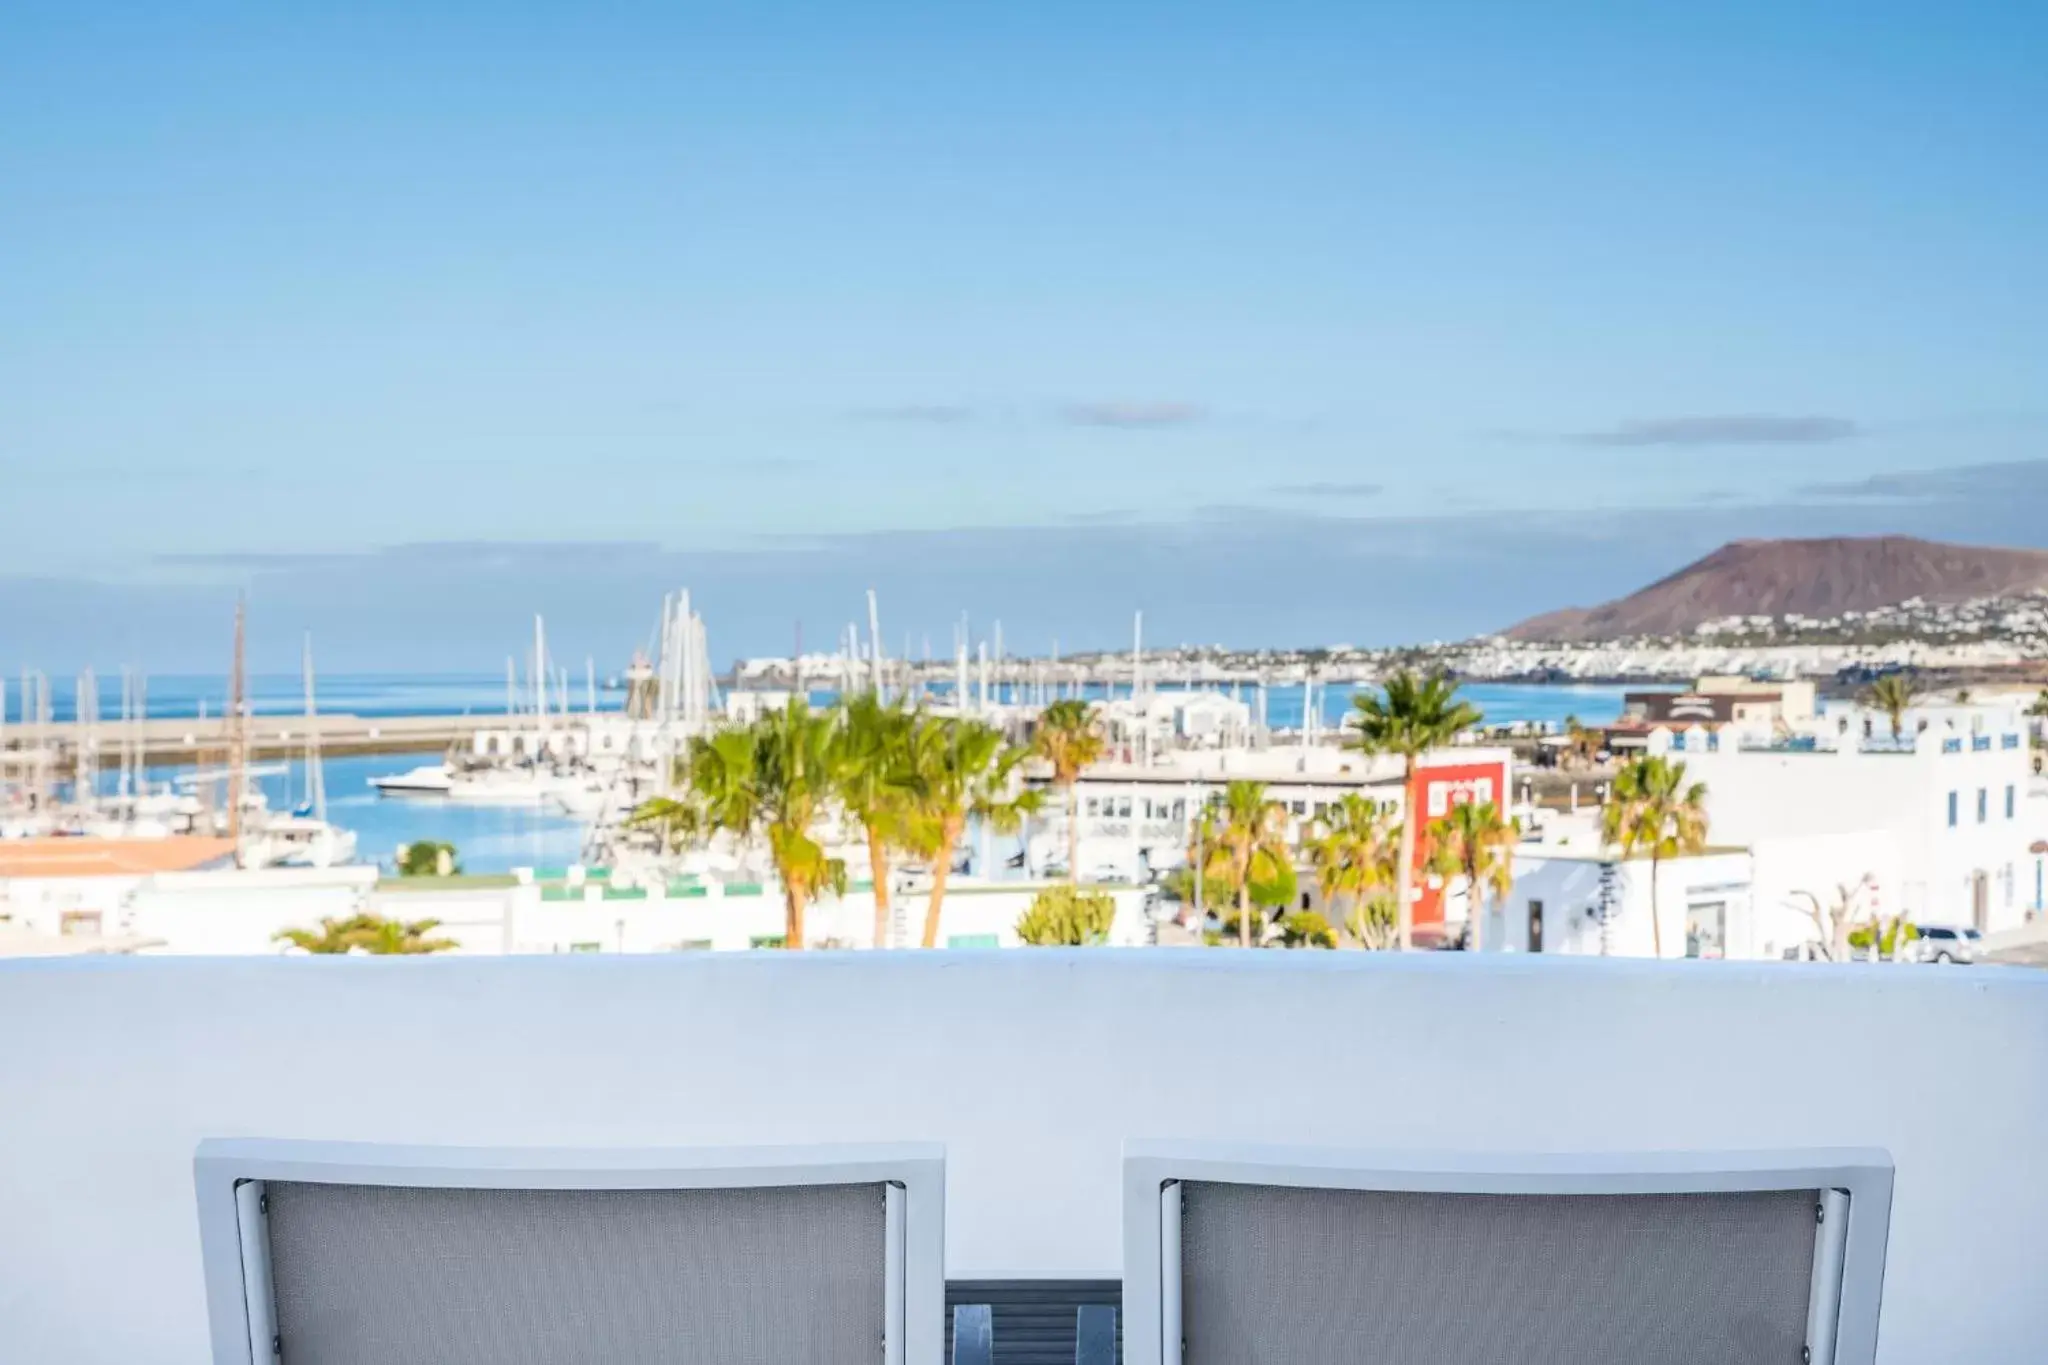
<box><xmin>1015</xmin><ymin>885</ymin><xmax>1118</xmax><ymax>946</ymax></box>
<box><xmin>1848</xmin><ymin>922</ymin><xmax>1920</xmax><ymax>956</ymax></box>
<box><xmin>1278</xmin><ymin>910</ymin><xmax>1339</xmax><ymax>949</ymax></box>
<box><xmin>1159</xmin><ymin>866</ymin><xmax>1234</xmax><ymax>909</ymax></box>
<box><xmin>397</xmin><ymin>841</ymin><xmax>459</xmax><ymax>877</ymax></box>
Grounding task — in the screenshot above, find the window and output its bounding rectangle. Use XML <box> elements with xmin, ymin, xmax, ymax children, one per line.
<box><xmin>2007</xmin><ymin>785</ymin><xmax>2016</xmax><ymax>819</ymax></box>
<box><xmin>1085</xmin><ymin>798</ymin><xmax>1100</xmax><ymax>817</ymax></box>
<box><xmin>1977</xmin><ymin>788</ymin><xmax>1988</xmax><ymax>823</ymax></box>
<box><xmin>1947</xmin><ymin>791</ymin><xmax>1958</xmax><ymax>827</ymax></box>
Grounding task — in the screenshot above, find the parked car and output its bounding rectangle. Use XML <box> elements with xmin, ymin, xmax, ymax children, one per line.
<box><xmin>1911</xmin><ymin>925</ymin><xmax>1983</xmax><ymax>964</ymax></box>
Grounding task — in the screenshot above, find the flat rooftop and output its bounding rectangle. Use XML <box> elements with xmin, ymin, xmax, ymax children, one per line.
<box><xmin>0</xmin><ymin>836</ymin><xmax>236</xmax><ymax>879</ymax></box>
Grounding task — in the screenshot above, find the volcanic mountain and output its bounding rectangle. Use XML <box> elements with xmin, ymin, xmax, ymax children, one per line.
<box><xmin>1504</xmin><ymin>536</ymin><xmax>2048</xmax><ymax>642</ymax></box>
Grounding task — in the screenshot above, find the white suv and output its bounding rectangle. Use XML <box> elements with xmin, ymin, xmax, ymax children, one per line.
<box><xmin>1912</xmin><ymin>925</ymin><xmax>1983</xmax><ymax>964</ymax></box>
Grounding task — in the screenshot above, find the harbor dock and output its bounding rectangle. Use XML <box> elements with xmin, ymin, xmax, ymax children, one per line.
<box><xmin>1</xmin><ymin>711</ymin><xmax>499</xmax><ymax>771</ymax></box>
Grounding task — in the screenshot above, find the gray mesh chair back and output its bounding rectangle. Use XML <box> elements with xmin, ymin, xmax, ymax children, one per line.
<box><xmin>196</xmin><ymin>1140</ymin><xmax>945</xmax><ymax>1365</ymax></box>
<box><xmin>1123</xmin><ymin>1143</ymin><xmax>1892</xmax><ymax>1365</ymax></box>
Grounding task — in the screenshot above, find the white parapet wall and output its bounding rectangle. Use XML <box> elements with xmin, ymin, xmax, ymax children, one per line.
<box><xmin>0</xmin><ymin>953</ymin><xmax>2042</xmax><ymax>1362</ymax></box>
<box><xmin>118</xmin><ymin>878</ymin><xmax>1152</xmax><ymax>954</ymax></box>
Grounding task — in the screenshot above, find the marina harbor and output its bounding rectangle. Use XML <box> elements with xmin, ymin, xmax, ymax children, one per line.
<box><xmin>3</xmin><ymin>590</ymin><xmax>2046</xmax><ymax>964</ymax></box>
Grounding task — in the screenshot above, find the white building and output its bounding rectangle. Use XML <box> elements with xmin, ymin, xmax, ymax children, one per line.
<box><xmin>1096</xmin><ymin>690</ymin><xmax>1255</xmax><ymax>755</ymax></box>
<box><xmin>1656</xmin><ymin>697</ymin><xmax>2038</xmax><ymax>932</ymax></box>
<box><xmin>1027</xmin><ymin>745</ymin><xmax>1517</xmax><ymax>883</ymax></box>
<box><xmin>1497</xmin><ymin>846</ymin><xmax>1757</xmax><ymax>959</ymax></box>
<box><xmin>1488</xmin><ymin>696</ymin><xmax>2044</xmax><ymax>960</ymax></box>
<box><xmin>1498</xmin><ymin>824</ymin><xmax>1901</xmax><ymax>961</ymax></box>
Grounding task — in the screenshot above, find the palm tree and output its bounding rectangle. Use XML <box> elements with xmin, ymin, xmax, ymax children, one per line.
<box><xmin>625</xmin><ymin>792</ymin><xmax>706</xmax><ymax>854</ymax></box>
<box><xmin>1562</xmin><ymin>716</ymin><xmax>1604</xmax><ymax>770</ymax></box>
<box><xmin>272</xmin><ymin>915</ymin><xmax>365</xmax><ymax>954</ymax></box>
<box><xmin>350</xmin><ymin>916</ymin><xmax>459</xmax><ymax>955</ymax></box>
<box><xmin>835</xmin><ymin>691</ymin><xmax>919</xmax><ymax>949</ymax></box>
<box><xmin>1427</xmin><ymin>799</ymin><xmax>1518</xmax><ymax>951</ymax></box>
<box><xmin>1032</xmin><ymin>699</ymin><xmax>1105</xmax><ymax>883</ymax></box>
<box><xmin>1601</xmin><ymin>755</ymin><xmax>1709</xmax><ymax>958</ymax></box>
<box><xmin>904</xmin><ymin>718</ymin><xmax>1041</xmax><ymax>948</ymax></box>
<box><xmin>272</xmin><ymin>913</ymin><xmax>456</xmax><ymax>955</ymax></box>
<box><xmin>1308</xmin><ymin>793</ymin><xmax>1399</xmax><ymax>949</ymax></box>
<box><xmin>1189</xmin><ymin>781</ymin><xmax>1293</xmax><ymax>948</ymax></box>
<box><xmin>1864</xmin><ymin>673</ymin><xmax>1917</xmax><ymax>740</ymax></box>
<box><xmin>750</xmin><ymin>698</ymin><xmax>849</xmax><ymax>951</ymax></box>
<box><xmin>1346</xmin><ymin>671</ymin><xmax>1483</xmax><ymax>949</ymax></box>
<box><xmin>631</xmin><ymin>700</ymin><xmax>847</xmax><ymax>950</ymax></box>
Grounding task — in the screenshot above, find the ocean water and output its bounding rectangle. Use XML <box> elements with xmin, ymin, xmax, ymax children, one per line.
<box><xmin>936</xmin><ymin>679</ymin><xmax>1652</xmax><ymax>731</ymax></box>
<box><xmin>26</xmin><ymin>675</ymin><xmax>1649</xmax><ymax>872</ymax></box>
<box><xmin>4</xmin><ymin>672</ymin><xmax>626</xmax><ymax>724</ymax></box>
<box><xmin>320</xmin><ymin>755</ymin><xmax>588</xmax><ymax>872</ymax></box>
<box><xmin>6</xmin><ymin>673</ymin><xmax>1649</xmax><ymax>729</ymax></box>
<box><xmin>91</xmin><ymin>754</ymin><xmax>586</xmax><ymax>875</ymax></box>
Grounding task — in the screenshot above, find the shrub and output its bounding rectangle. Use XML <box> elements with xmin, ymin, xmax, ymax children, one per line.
<box><xmin>1015</xmin><ymin>885</ymin><xmax>1118</xmax><ymax>946</ymax></box>
<box><xmin>1278</xmin><ymin>910</ymin><xmax>1339</xmax><ymax>949</ymax></box>
<box><xmin>398</xmin><ymin>841</ymin><xmax>459</xmax><ymax>877</ymax></box>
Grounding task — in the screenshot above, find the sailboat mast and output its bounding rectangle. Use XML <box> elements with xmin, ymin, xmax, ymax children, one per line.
<box><xmin>1132</xmin><ymin>609</ymin><xmax>1143</xmax><ymax>702</ymax></box>
<box><xmin>955</xmin><ymin>630</ymin><xmax>969</xmax><ymax>715</ymax></box>
<box><xmin>866</xmin><ymin>588</ymin><xmax>885</xmax><ymax>698</ymax></box>
<box><xmin>227</xmin><ymin>598</ymin><xmax>247</xmax><ymax>861</ymax></box>
<box><xmin>135</xmin><ymin>673</ymin><xmax>148</xmax><ymax>797</ymax></box>
<box><xmin>303</xmin><ymin>633</ymin><xmax>325</xmax><ymax>820</ymax></box>
<box><xmin>76</xmin><ymin>667</ymin><xmax>97</xmax><ymax>802</ymax></box>
<box><xmin>533</xmin><ymin>615</ymin><xmax>547</xmax><ymax>738</ymax></box>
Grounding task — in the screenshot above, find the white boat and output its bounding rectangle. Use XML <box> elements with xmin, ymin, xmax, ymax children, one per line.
<box><xmin>242</xmin><ymin>813</ymin><xmax>359</xmax><ymax>869</ymax></box>
<box><xmin>371</xmin><ymin>761</ymin><xmax>603</xmax><ymax>808</ymax></box>
<box><xmin>370</xmin><ymin>763</ymin><xmax>456</xmax><ymax>797</ymax></box>
<box><xmin>445</xmin><ymin>767</ymin><xmax>605</xmax><ymax>807</ymax></box>
<box><xmin>240</xmin><ymin>634</ymin><xmax>360</xmax><ymax>870</ymax></box>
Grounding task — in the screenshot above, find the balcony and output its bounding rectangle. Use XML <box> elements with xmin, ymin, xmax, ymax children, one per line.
<box><xmin>0</xmin><ymin>952</ymin><xmax>2041</xmax><ymax>1362</ymax></box>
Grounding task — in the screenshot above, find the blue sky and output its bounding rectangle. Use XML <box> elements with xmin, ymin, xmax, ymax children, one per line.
<box><xmin>3</xmin><ymin>1</ymin><xmax>2045</xmax><ymax>669</ymax></box>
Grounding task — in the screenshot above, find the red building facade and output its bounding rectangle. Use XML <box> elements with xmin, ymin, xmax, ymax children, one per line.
<box><xmin>1406</xmin><ymin>755</ymin><xmax>1512</xmax><ymax>934</ymax></box>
